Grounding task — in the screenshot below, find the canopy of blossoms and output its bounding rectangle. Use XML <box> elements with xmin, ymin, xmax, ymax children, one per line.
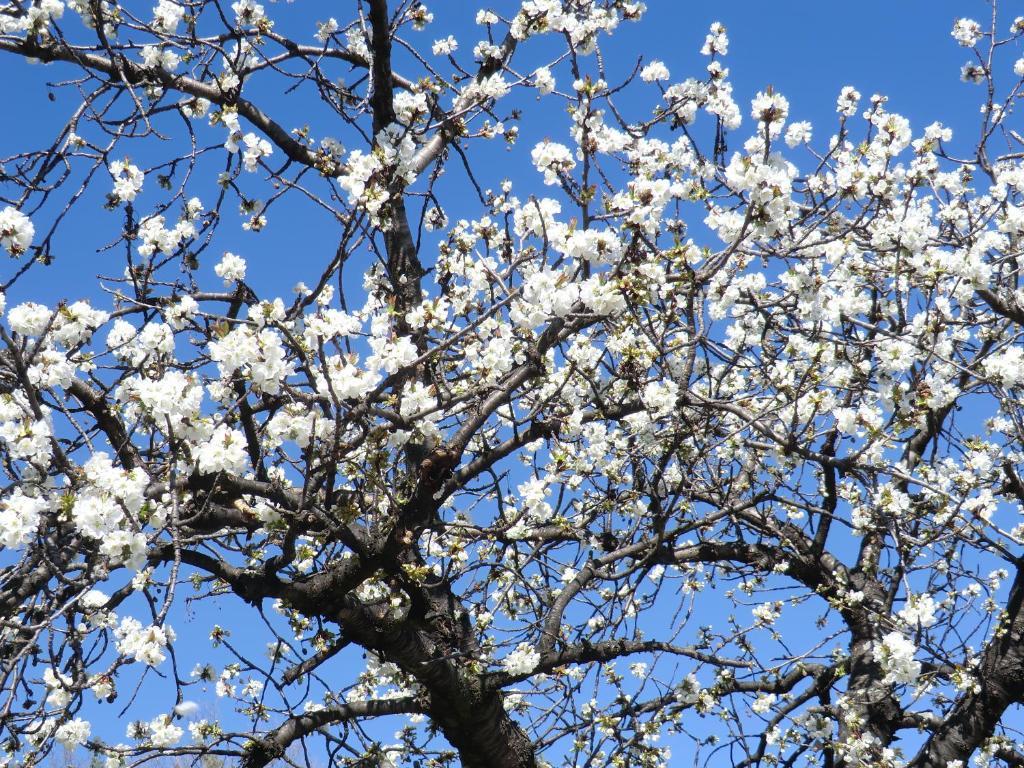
<box><xmin>0</xmin><ymin>2</ymin><xmax>1023</xmax><ymax>768</ymax></box>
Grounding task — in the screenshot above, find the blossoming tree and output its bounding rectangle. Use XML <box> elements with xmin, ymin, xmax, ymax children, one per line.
<box><xmin>2</xmin><ymin>1</ymin><xmax>1024</xmax><ymax>767</ymax></box>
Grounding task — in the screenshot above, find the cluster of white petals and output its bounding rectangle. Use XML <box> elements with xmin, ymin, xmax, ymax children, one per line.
<box><xmin>0</xmin><ymin>206</ymin><xmax>34</xmax><ymax>257</ymax></box>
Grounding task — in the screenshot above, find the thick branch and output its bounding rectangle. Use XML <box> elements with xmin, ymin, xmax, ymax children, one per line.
<box><xmin>242</xmin><ymin>697</ymin><xmax>421</xmax><ymax>768</ymax></box>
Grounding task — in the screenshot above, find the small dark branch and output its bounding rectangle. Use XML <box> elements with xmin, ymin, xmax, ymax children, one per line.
<box><xmin>241</xmin><ymin>697</ymin><xmax>421</xmax><ymax>768</ymax></box>
<box><xmin>281</xmin><ymin>638</ymin><xmax>351</xmax><ymax>685</ymax></box>
<box><xmin>67</xmin><ymin>379</ymin><xmax>140</xmax><ymax>470</ymax></box>
<box><xmin>491</xmin><ymin>638</ymin><xmax>752</xmax><ymax>688</ymax></box>
<box><xmin>0</xmin><ymin>38</ymin><xmax>318</xmax><ymax>166</ymax></box>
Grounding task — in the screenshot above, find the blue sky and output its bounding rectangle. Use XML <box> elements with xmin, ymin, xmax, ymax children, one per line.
<box><xmin>3</xmin><ymin>0</ymin><xmax>1023</xmax><ymax>764</ymax></box>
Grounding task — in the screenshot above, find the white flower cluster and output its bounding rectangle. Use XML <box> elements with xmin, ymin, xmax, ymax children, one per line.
<box><xmin>431</xmin><ymin>34</ymin><xmax>457</xmax><ymax>56</ymax></box>
<box><xmin>0</xmin><ymin>393</ymin><xmax>53</xmax><ymax>463</ymax></box>
<box><xmin>751</xmin><ymin>693</ymin><xmax>776</xmax><ymax>714</ymax></box>
<box><xmin>43</xmin><ymin>667</ymin><xmax>73</xmax><ymax>707</ymax></box>
<box><xmin>315</xmin><ymin>17</ymin><xmax>338</xmax><ymax>42</ymax></box>
<box><xmin>784</xmin><ymin>120</ymin><xmax>812</xmax><ymax>148</ymax></box>
<box><xmin>71</xmin><ymin>452</ymin><xmax>150</xmax><ymax>568</ymax></box>
<box><xmin>165</xmin><ymin>295</ymin><xmax>199</xmax><ymax>329</ymax></box>
<box><xmin>210</xmin><ymin>326</ymin><xmax>293</xmax><ymax>395</ymax></box>
<box><xmin>640</xmin><ymin>60</ymin><xmax>669</xmax><ymax>82</ymax></box>
<box><xmin>0</xmin><ymin>206</ymin><xmax>34</xmax><ymax>257</ymax></box>
<box><xmin>0</xmin><ymin>489</ymin><xmax>48</xmax><ymax>549</ymax></box>
<box><xmin>0</xmin><ymin>0</ymin><xmax>63</xmax><ymax>35</ymax></box>
<box><xmin>836</xmin><ymin>85</ymin><xmax>861</xmax><ymax>117</ymax></box>
<box><xmin>983</xmin><ymin>345</ymin><xmax>1024</xmax><ymax>388</ymax></box>
<box><xmin>641</xmin><ymin>379</ymin><xmax>679</xmax><ymax>420</ymax></box>
<box><xmin>795</xmin><ymin>712</ymin><xmax>833</xmax><ymax>742</ymax></box>
<box><xmin>579</xmin><ymin>275</ymin><xmax>626</xmax><ymax>315</ymax></box>
<box><xmin>463</xmin><ymin>327</ymin><xmax>516</xmax><ymax>385</ymax></box>
<box><xmin>338</xmin><ymin>123</ymin><xmax>418</xmax><ymax>226</ymax></box>
<box><xmin>302</xmin><ymin>306</ymin><xmax>361</xmax><ymax>342</ymax></box>
<box><xmin>720</xmin><ymin>150</ymin><xmax>797</xmax><ymax>239</ymax></box>
<box><xmin>675</xmin><ymin>673</ymin><xmax>703</xmax><ymax>705</ymax></box>
<box><xmin>52</xmin><ymin>301</ymin><xmax>109</xmax><ymax>347</ymax></box>
<box><xmin>130</xmin><ymin>715</ymin><xmax>183</xmax><ymax>748</ymax></box>
<box><xmin>215</xmin><ymin>252</ymin><xmax>247</xmax><ymax>284</ymax></box>
<box><xmin>265</xmin><ymin>402</ymin><xmax>318</xmax><ymax>450</ymax></box>
<box><xmin>951</xmin><ymin>17</ymin><xmax>983</xmax><ymax>47</ymax></box>
<box><xmin>314</xmin><ymin>354</ymin><xmax>382</xmax><ymax>400</ymax></box>
<box><xmin>345</xmin><ymin>652</ymin><xmax>419</xmax><ymax>702</ymax></box>
<box><xmin>8</xmin><ymin>300</ymin><xmax>108</xmax><ymax>393</ymax></box>
<box><xmin>136</xmin><ymin>209</ymin><xmax>198</xmax><ymax>257</ymax></box>
<box><xmin>394</xmin><ymin>91</ymin><xmax>429</xmax><ymax>125</ymax></box>
<box><xmin>241</xmin><ymin>132</ymin><xmax>273</xmax><ymax>171</ymax></box>
<box><xmin>837</xmin><ymin>731</ymin><xmax>897</xmax><ymax>768</ymax></box>
<box><xmin>750</xmin><ymin>90</ymin><xmax>789</xmax><ymax>136</ymax></box>
<box><xmin>533</xmin><ymin>66</ymin><xmax>556</xmax><ymax>94</ymax></box>
<box><xmin>106</xmin><ymin>319</ymin><xmax>171</xmax><ymax>367</ymax></box>
<box><xmin>873</xmin><ymin>483</ymin><xmax>911</xmax><ymax>519</ymax></box>
<box><xmin>663</xmin><ymin>79</ymin><xmax>708</xmax><ymax>126</ymax></box>
<box><xmin>872</xmin><ymin>631</ymin><xmax>920</xmax><ymax>686</ymax></box>
<box><xmin>116</xmin><ymin>373</ymin><xmax>202</xmax><ymax>447</ymax></box>
<box><xmin>502</xmin><ymin>642</ymin><xmax>541</xmax><ymax>675</ymax></box>
<box><xmin>221</xmin><ymin>111</ymin><xmax>273</xmax><ymax>171</ymax></box>
<box><xmin>115</xmin><ymin>617</ymin><xmax>175</xmax><ymax>666</ymax></box>
<box><xmin>141</xmin><ymin>44</ymin><xmax>180</xmax><ymax>72</ymax></box>
<box><xmin>898</xmin><ymin>593</ymin><xmax>938</xmax><ymax>628</ymax></box>
<box><xmin>54</xmin><ymin>718</ymin><xmax>91</xmax><ymax>749</ymax></box>
<box><xmin>562</xmin><ymin>228</ymin><xmax>623</xmax><ymax>265</ymax></box>
<box><xmin>508</xmin><ymin>0</ymin><xmax>643</xmax><ymax>54</ymax></box>
<box><xmin>109</xmin><ymin>160</ymin><xmax>144</xmax><ymax>203</ymax></box>
<box><xmin>531</xmin><ymin>140</ymin><xmax>576</xmax><ymax>185</ymax></box>
<box><xmin>152</xmin><ymin>0</ymin><xmax>184</xmax><ymax>33</ymax></box>
<box><xmin>399</xmin><ymin>380</ymin><xmax>439</xmax><ymax>425</ymax></box>
<box><xmin>752</xmin><ymin>601</ymin><xmax>782</xmax><ymax>626</ymax></box>
<box><xmin>453</xmin><ymin>72</ymin><xmax>511</xmax><ymax>110</ymax></box>
<box><xmin>180</xmin><ymin>95</ymin><xmax>211</xmax><ymax>119</ymax></box>
<box><xmin>194</xmin><ymin>423</ymin><xmax>249</xmax><ymax>475</ymax></box>
<box><xmin>506</xmin><ymin>477</ymin><xmax>552</xmax><ymax>539</ymax></box>
<box><xmin>651</xmin><ymin>25</ymin><xmax>741</xmax><ymax>130</ymax></box>
<box><xmin>700</xmin><ymin>21</ymin><xmax>728</xmax><ymax>56</ymax></box>
<box><xmin>67</xmin><ymin>0</ymin><xmax>116</xmax><ymax>34</ymax></box>
<box><xmin>232</xmin><ymin>0</ymin><xmax>265</xmax><ymax>27</ymax></box>
<box><xmin>513</xmin><ymin>268</ymin><xmax>578</xmax><ymax>328</ymax></box>
<box><xmin>367</xmin><ymin>327</ymin><xmax>418</xmax><ymax>375</ymax></box>
<box><xmin>611</xmin><ymin>176</ymin><xmax>687</xmax><ymax>233</ymax></box>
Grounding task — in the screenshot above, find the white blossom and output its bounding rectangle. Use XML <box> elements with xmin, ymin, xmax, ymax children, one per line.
<box><xmin>640</xmin><ymin>60</ymin><xmax>669</xmax><ymax>82</ymax></box>
<box><xmin>215</xmin><ymin>252</ymin><xmax>247</xmax><ymax>284</ymax></box>
<box><xmin>54</xmin><ymin>719</ymin><xmax>91</xmax><ymax>748</ymax></box>
<box><xmin>502</xmin><ymin>643</ymin><xmax>541</xmax><ymax>675</ymax></box>
<box><xmin>952</xmin><ymin>18</ymin><xmax>983</xmax><ymax>47</ymax></box>
<box><xmin>432</xmin><ymin>35</ymin><xmax>457</xmax><ymax>55</ymax></box>
<box><xmin>195</xmin><ymin>424</ymin><xmax>249</xmax><ymax>475</ymax></box>
<box><xmin>115</xmin><ymin>618</ymin><xmax>175</xmax><ymax>666</ymax></box>
<box><xmin>872</xmin><ymin>631</ymin><xmax>921</xmax><ymax>686</ymax></box>
<box><xmin>534</xmin><ymin>66</ymin><xmax>556</xmax><ymax>95</ymax></box>
<box><xmin>0</xmin><ymin>207</ymin><xmax>34</xmax><ymax>256</ymax></box>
